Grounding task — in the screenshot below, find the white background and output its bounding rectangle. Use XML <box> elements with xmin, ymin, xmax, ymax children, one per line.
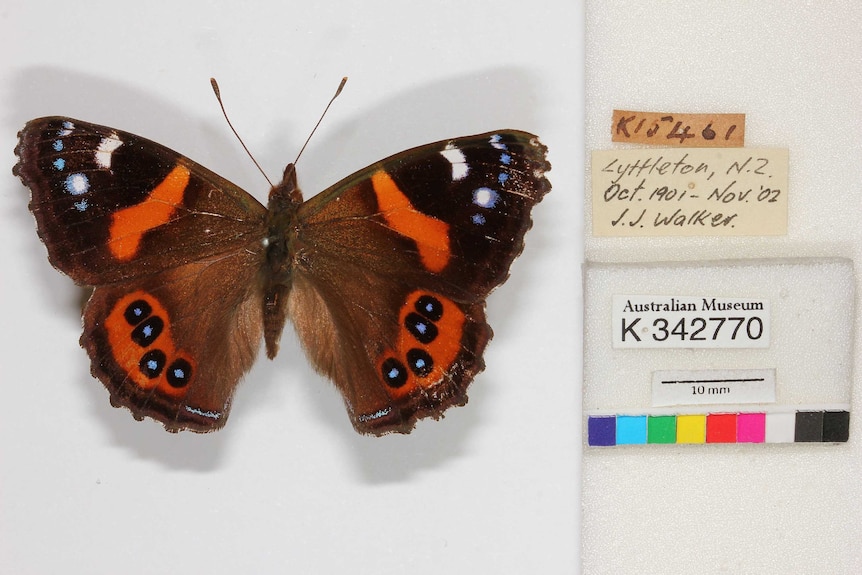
<box><xmin>0</xmin><ymin>1</ymin><xmax>583</xmax><ymax>573</ymax></box>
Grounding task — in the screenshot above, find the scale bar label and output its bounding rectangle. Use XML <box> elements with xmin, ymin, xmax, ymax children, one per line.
<box><xmin>652</xmin><ymin>368</ymin><xmax>776</xmax><ymax>407</ymax></box>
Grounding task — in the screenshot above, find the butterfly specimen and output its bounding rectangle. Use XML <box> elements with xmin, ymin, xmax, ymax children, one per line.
<box><xmin>14</xmin><ymin>108</ymin><xmax>550</xmax><ymax>435</ymax></box>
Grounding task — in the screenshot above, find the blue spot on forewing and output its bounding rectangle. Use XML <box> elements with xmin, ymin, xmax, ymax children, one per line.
<box><xmin>52</xmin><ymin>140</ymin><xmax>63</xmax><ymax>151</ymax></box>
<box><xmin>53</xmin><ymin>158</ymin><xmax>65</xmax><ymax>171</ymax></box>
<box><xmin>498</xmin><ymin>173</ymin><xmax>509</xmax><ymax>185</ymax></box>
<box><xmin>472</xmin><ymin>213</ymin><xmax>486</xmax><ymax>225</ymax></box>
<box><xmin>500</xmin><ymin>153</ymin><xmax>512</xmax><ymax>165</ymax></box>
<box><xmin>73</xmin><ymin>199</ymin><xmax>88</xmax><ymax>212</ymax></box>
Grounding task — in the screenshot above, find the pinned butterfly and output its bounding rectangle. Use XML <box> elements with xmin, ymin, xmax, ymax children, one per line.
<box><xmin>13</xmin><ymin>87</ymin><xmax>550</xmax><ymax>435</ymax></box>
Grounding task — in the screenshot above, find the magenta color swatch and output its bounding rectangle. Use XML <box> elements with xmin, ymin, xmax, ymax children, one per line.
<box><xmin>737</xmin><ymin>412</ymin><xmax>766</xmax><ymax>443</ymax></box>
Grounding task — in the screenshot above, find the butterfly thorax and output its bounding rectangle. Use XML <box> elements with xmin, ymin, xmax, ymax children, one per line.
<box><xmin>261</xmin><ymin>164</ymin><xmax>303</xmax><ymax>359</ymax></box>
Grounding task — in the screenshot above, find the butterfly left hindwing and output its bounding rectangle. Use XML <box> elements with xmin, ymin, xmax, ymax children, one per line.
<box><xmin>15</xmin><ymin>114</ymin><xmax>551</xmax><ymax>436</ymax></box>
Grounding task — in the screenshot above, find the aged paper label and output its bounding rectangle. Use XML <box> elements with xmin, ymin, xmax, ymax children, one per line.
<box><xmin>612</xmin><ymin>110</ymin><xmax>745</xmax><ymax>147</ymax></box>
<box><xmin>591</xmin><ymin>148</ymin><xmax>788</xmax><ymax>237</ymax></box>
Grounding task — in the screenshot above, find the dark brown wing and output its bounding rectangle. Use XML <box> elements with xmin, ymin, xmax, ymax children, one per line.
<box><xmin>288</xmin><ymin>131</ymin><xmax>550</xmax><ymax>434</ymax></box>
<box><xmin>14</xmin><ymin>117</ymin><xmax>267</xmax><ymax>285</ymax></box>
<box><xmin>14</xmin><ymin>117</ymin><xmax>269</xmax><ymax>431</ymax></box>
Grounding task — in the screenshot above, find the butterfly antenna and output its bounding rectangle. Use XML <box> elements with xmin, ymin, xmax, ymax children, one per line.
<box><xmin>210</xmin><ymin>78</ymin><xmax>274</xmax><ymax>188</ymax></box>
<box><xmin>291</xmin><ymin>76</ymin><xmax>348</xmax><ymax>169</ymax></box>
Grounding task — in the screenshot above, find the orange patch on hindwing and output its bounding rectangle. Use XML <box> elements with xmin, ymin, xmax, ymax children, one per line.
<box><xmin>377</xmin><ymin>291</ymin><xmax>465</xmax><ymax>398</ymax></box>
<box><xmin>108</xmin><ymin>164</ymin><xmax>190</xmax><ymax>261</ymax></box>
<box><xmin>370</xmin><ymin>170</ymin><xmax>450</xmax><ymax>272</ymax></box>
<box><xmin>105</xmin><ymin>291</ymin><xmax>195</xmax><ymax>398</ymax></box>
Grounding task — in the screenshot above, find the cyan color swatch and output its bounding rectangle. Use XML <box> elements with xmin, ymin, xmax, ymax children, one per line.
<box><xmin>616</xmin><ymin>415</ymin><xmax>647</xmax><ymax>444</ymax></box>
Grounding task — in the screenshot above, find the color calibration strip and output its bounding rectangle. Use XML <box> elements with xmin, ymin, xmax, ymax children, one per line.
<box><xmin>587</xmin><ymin>410</ymin><xmax>849</xmax><ymax>447</ymax></box>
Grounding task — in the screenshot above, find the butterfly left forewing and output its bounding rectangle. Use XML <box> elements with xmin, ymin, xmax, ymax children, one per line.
<box><xmin>14</xmin><ymin>117</ymin><xmax>267</xmax><ymax>286</ymax></box>
<box><xmin>289</xmin><ymin>131</ymin><xmax>550</xmax><ymax>434</ymax></box>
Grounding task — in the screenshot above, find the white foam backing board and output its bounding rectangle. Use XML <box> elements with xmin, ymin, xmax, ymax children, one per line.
<box><xmin>0</xmin><ymin>2</ymin><xmax>583</xmax><ymax>573</ymax></box>
<box><xmin>585</xmin><ymin>2</ymin><xmax>862</xmax><ymax>573</ymax></box>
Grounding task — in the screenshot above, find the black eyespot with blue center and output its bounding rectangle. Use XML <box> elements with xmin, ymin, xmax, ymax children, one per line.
<box><xmin>381</xmin><ymin>357</ymin><xmax>408</xmax><ymax>388</ymax></box>
<box><xmin>131</xmin><ymin>316</ymin><xmax>164</xmax><ymax>347</ymax></box>
<box><xmin>414</xmin><ymin>295</ymin><xmax>443</xmax><ymax>322</ymax></box>
<box><xmin>124</xmin><ymin>299</ymin><xmax>152</xmax><ymax>325</ymax></box>
<box><xmin>166</xmin><ymin>358</ymin><xmax>192</xmax><ymax>388</ymax></box>
<box><xmin>405</xmin><ymin>312</ymin><xmax>438</xmax><ymax>344</ymax></box>
<box><xmin>139</xmin><ymin>349</ymin><xmax>167</xmax><ymax>378</ymax></box>
<box><xmin>406</xmin><ymin>348</ymin><xmax>434</xmax><ymax>377</ymax></box>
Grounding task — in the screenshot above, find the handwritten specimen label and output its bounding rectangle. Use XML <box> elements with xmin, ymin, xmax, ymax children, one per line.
<box><xmin>612</xmin><ymin>110</ymin><xmax>745</xmax><ymax>147</ymax></box>
<box><xmin>591</xmin><ymin>148</ymin><xmax>788</xmax><ymax>237</ymax></box>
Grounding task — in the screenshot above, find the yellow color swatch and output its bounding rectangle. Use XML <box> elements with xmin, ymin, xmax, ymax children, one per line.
<box><xmin>676</xmin><ymin>415</ymin><xmax>706</xmax><ymax>444</ymax></box>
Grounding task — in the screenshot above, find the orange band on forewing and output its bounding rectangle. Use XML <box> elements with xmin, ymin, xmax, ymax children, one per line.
<box><xmin>108</xmin><ymin>164</ymin><xmax>191</xmax><ymax>261</ymax></box>
<box><xmin>370</xmin><ymin>170</ymin><xmax>450</xmax><ymax>273</ymax></box>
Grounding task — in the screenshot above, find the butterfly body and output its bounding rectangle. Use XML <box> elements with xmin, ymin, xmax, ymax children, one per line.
<box><xmin>14</xmin><ymin>116</ymin><xmax>550</xmax><ymax>435</ymax></box>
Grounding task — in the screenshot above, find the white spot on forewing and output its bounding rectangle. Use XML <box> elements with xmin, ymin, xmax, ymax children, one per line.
<box><xmin>95</xmin><ymin>132</ymin><xmax>123</xmax><ymax>169</ymax></box>
<box><xmin>440</xmin><ymin>144</ymin><xmax>469</xmax><ymax>181</ymax></box>
<box><xmin>64</xmin><ymin>173</ymin><xmax>89</xmax><ymax>195</ymax></box>
<box><xmin>490</xmin><ymin>134</ymin><xmax>507</xmax><ymax>150</ymax></box>
<box><xmin>473</xmin><ymin>187</ymin><xmax>499</xmax><ymax>209</ymax></box>
<box><xmin>58</xmin><ymin>121</ymin><xmax>74</xmax><ymax>136</ymax></box>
